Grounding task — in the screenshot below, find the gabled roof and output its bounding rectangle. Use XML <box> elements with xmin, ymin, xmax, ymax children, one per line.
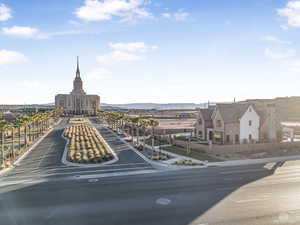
<box><xmin>199</xmin><ymin>107</ymin><xmax>215</xmax><ymax>121</ymax></box>
<box><xmin>216</xmin><ymin>103</ymin><xmax>253</xmax><ymax>123</ymax></box>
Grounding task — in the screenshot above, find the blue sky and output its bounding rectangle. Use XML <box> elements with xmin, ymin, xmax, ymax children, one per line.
<box><xmin>0</xmin><ymin>0</ymin><xmax>300</xmax><ymax>104</ymax></box>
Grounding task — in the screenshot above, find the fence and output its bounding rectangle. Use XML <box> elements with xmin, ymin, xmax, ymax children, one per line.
<box><xmin>173</xmin><ymin>140</ymin><xmax>300</xmax><ymax>154</ymax></box>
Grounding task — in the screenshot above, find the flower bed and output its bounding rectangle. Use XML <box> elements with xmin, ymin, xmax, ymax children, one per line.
<box><xmin>148</xmin><ymin>154</ymin><xmax>170</xmax><ymax>161</ymax></box>
<box><xmin>173</xmin><ymin>159</ymin><xmax>204</xmax><ymax>166</ymax></box>
<box><xmin>69</xmin><ymin>118</ymin><xmax>89</xmax><ymax>124</ymax></box>
<box><xmin>63</xmin><ymin>124</ymin><xmax>114</xmax><ymax>164</ymax></box>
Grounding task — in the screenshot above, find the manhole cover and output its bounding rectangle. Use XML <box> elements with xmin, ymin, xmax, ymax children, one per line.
<box><xmin>88</xmin><ymin>178</ymin><xmax>99</xmax><ymax>183</ymax></box>
<box><xmin>156</xmin><ymin>198</ymin><xmax>171</xmax><ymax>205</ymax></box>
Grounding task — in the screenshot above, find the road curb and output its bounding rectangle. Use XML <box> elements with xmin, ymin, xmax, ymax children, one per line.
<box><xmin>208</xmin><ymin>154</ymin><xmax>300</xmax><ymax>167</ymax></box>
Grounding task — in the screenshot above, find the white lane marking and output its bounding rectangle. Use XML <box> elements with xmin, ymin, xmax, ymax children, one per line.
<box><xmin>73</xmin><ymin>169</ymin><xmax>157</xmax><ymax>179</ymax></box>
<box><xmin>2</xmin><ymin>166</ymin><xmax>154</xmax><ymax>180</ymax></box>
<box><xmin>0</xmin><ymin>170</ymin><xmax>159</xmax><ymax>187</ymax></box>
<box><xmin>10</xmin><ymin>162</ymin><xmax>149</xmax><ymax>174</ymax></box>
<box><xmin>156</xmin><ymin>198</ymin><xmax>171</xmax><ymax>205</ymax></box>
<box><xmin>88</xmin><ymin>178</ymin><xmax>99</xmax><ymax>183</ymax></box>
<box><xmin>220</xmin><ymin>168</ymin><xmax>265</xmax><ymax>174</ymax></box>
<box><xmin>264</xmin><ymin>162</ymin><xmax>277</xmax><ymax>169</ymax></box>
<box><xmin>0</xmin><ymin>180</ymin><xmax>30</xmax><ymax>187</ymax></box>
<box><xmin>0</xmin><ymin>179</ymin><xmax>47</xmax><ymax>187</ymax></box>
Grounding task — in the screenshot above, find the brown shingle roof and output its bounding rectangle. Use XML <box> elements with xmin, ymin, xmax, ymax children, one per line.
<box><xmin>216</xmin><ymin>103</ymin><xmax>251</xmax><ymax>123</ymax></box>
<box><xmin>199</xmin><ymin>107</ymin><xmax>215</xmax><ymax>121</ymax></box>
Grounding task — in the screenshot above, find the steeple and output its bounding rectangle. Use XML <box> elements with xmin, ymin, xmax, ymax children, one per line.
<box><xmin>76</xmin><ymin>56</ymin><xmax>80</xmax><ymax>78</ymax></box>
<box><xmin>71</xmin><ymin>56</ymin><xmax>86</xmax><ymax>95</ymax></box>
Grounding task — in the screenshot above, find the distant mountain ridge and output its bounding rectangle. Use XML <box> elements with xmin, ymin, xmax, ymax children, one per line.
<box><xmin>1</xmin><ymin>102</ymin><xmax>210</xmax><ymax>110</ymax></box>
<box><xmin>101</xmin><ymin>103</ymin><xmax>209</xmax><ymax>110</ymax></box>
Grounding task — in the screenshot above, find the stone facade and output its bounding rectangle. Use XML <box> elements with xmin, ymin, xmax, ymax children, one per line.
<box><xmin>195</xmin><ymin>107</ymin><xmax>214</xmax><ymax>141</ymax></box>
<box><xmin>207</xmin><ymin>104</ymin><xmax>260</xmax><ymax>144</ymax></box>
<box><xmin>55</xmin><ymin>57</ymin><xmax>100</xmax><ymax>115</ymax></box>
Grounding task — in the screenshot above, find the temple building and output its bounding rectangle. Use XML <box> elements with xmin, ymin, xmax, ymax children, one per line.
<box><xmin>55</xmin><ymin>57</ymin><xmax>100</xmax><ymax>115</ymax></box>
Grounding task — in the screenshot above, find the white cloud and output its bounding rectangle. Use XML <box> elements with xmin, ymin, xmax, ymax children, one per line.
<box><xmin>86</xmin><ymin>67</ymin><xmax>112</xmax><ymax>80</ymax></box>
<box><xmin>0</xmin><ymin>49</ymin><xmax>27</xmax><ymax>65</ymax></box>
<box><xmin>287</xmin><ymin>59</ymin><xmax>300</xmax><ymax>72</ymax></box>
<box><xmin>97</xmin><ymin>50</ymin><xmax>144</xmax><ymax>64</ymax></box>
<box><xmin>37</xmin><ymin>30</ymin><xmax>82</xmax><ymax>39</ymax></box>
<box><xmin>75</xmin><ymin>0</ymin><xmax>152</xmax><ymax>22</ymax></box>
<box><xmin>161</xmin><ymin>9</ymin><xmax>189</xmax><ymax>21</ymax></box>
<box><xmin>2</xmin><ymin>26</ymin><xmax>38</xmax><ymax>38</ymax></box>
<box><xmin>109</xmin><ymin>42</ymin><xmax>158</xmax><ymax>52</ymax></box>
<box><xmin>97</xmin><ymin>41</ymin><xmax>157</xmax><ymax>64</ymax></box>
<box><xmin>262</xmin><ymin>35</ymin><xmax>291</xmax><ymax>44</ymax></box>
<box><xmin>278</xmin><ymin>1</ymin><xmax>300</xmax><ymax>27</ymax></box>
<box><xmin>20</xmin><ymin>81</ymin><xmax>43</xmax><ymax>89</ymax></box>
<box><xmin>161</xmin><ymin>13</ymin><xmax>171</xmax><ymax>18</ymax></box>
<box><xmin>0</xmin><ymin>3</ymin><xmax>11</xmax><ymax>21</ymax></box>
<box><xmin>264</xmin><ymin>48</ymin><xmax>295</xmax><ymax>59</ymax></box>
<box><xmin>68</xmin><ymin>20</ymin><xmax>81</xmax><ymax>25</ymax></box>
<box><xmin>174</xmin><ymin>10</ymin><xmax>189</xmax><ymax>21</ymax></box>
<box><xmin>1</xmin><ymin>26</ymin><xmax>81</xmax><ymax>39</ymax></box>
<box><xmin>280</xmin><ymin>24</ymin><xmax>289</xmax><ymax>30</ymax></box>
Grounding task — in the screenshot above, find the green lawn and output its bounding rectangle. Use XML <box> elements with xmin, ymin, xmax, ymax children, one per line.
<box><xmin>163</xmin><ymin>145</ymin><xmax>223</xmax><ymax>162</ymax></box>
<box><xmin>145</xmin><ymin>139</ymin><xmax>169</xmax><ymax>146</ymax></box>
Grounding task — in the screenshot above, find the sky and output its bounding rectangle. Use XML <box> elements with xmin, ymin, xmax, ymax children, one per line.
<box><xmin>1</xmin><ymin>0</ymin><xmax>300</xmax><ymax>104</ymax></box>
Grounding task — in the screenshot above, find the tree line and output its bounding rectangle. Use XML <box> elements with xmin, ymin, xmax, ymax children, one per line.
<box><xmin>0</xmin><ymin>108</ymin><xmax>62</xmax><ymax>168</ymax></box>
<box><xmin>98</xmin><ymin>111</ymin><xmax>159</xmax><ymax>152</ymax></box>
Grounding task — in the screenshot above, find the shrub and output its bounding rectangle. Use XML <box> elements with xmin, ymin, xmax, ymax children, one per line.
<box><xmin>63</xmin><ymin>124</ymin><xmax>114</xmax><ymax>164</ymax></box>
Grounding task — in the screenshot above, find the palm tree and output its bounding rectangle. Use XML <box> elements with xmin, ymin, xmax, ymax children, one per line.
<box><xmin>0</xmin><ymin>120</ymin><xmax>8</xmax><ymax>166</ymax></box>
<box><xmin>122</xmin><ymin>115</ymin><xmax>133</xmax><ymax>140</ymax></box>
<box><xmin>9</xmin><ymin>123</ymin><xmax>15</xmax><ymax>162</ymax></box>
<box><xmin>115</xmin><ymin>113</ymin><xmax>124</xmax><ymax>134</ymax></box>
<box><xmin>140</xmin><ymin>119</ymin><xmax>149</xmax><ymax>151</ymax></box>
<box><xmin>23</xmin><ymin>117</ymin><xmax>29</xmax><ymax>148</ymax></box>
<box><xmin>148</xmin><ymin>118</ymin><xmax>159</xmax><ymax>156</ymax></box>
<box><xmin>130</xmin><ymin>117</ymin><xmax>140</xmax><ymax>146</ymax></box>
<box><xmin>21</xmin><ymin>115</ymin><xmax>31</xmax><ymax>148</ymax></box>
<box><xmin>15</xmin><ymin>118</ymin><xmax>23</xmax><ymax>155</ymax></box>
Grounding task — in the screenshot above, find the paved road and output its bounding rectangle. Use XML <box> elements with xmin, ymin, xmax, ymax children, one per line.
<box><xmin>2</xmin><ymin>119</ymin><xmax>300</xmax><ymax>224</ymax></box>
<box><xmin>1</xmin><ymin>118</ymin><xmax>154</xmax><ymax>183</ymax></box>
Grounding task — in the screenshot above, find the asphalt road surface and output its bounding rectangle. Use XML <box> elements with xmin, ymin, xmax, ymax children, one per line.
<box><xmin>0</xmin><ymin>118</ymin><xmax>154</xmax><ymax>183</ymax></box>
<box><xmin>1</xmin><ymin>119</ymin><xmax>300</xmax><ymax>224</ymax></box>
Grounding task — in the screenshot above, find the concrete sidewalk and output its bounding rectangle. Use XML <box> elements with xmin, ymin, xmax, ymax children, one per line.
<box><xmin>140</xmin><ymin>142</ymin><xmax>204</xmax><ymax>164</ymax></box>
<box><xmin>208</xmin><ymin>154</ymin><xmax>300</xmax><ymax>167</ymax></box>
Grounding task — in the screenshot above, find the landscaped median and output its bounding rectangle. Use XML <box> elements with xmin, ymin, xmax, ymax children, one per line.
<box><xmin>63</xmin><ymin>124</ymin><xmax>117</xmax><ymax>164</ymax></box>
<box><xmin>69</xmin><ymin>117</ymin><xmax>90</xmax><ymax>124</ymax></box>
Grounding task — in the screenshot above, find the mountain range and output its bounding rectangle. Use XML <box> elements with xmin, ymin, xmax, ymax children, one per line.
<box><xmin>100</xmin><ymin>103</ymin><xmax>209</xmax><ymax>110</ymax></box>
